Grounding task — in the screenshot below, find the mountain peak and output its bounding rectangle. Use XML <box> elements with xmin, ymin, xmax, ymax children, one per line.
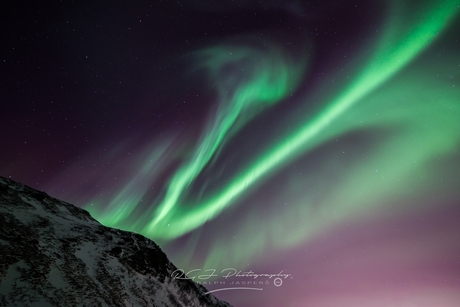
<box><xmin>0</xmin><ymin>176</ymin><xmax>232</xmax><ymax>307</ymax></box>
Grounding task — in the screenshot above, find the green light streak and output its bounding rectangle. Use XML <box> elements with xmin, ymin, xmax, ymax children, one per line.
<box><xmin>149</xmin><ymin>44</ymin><xmax>306</xmax><ymax>228</ymax></box>
<box><xmin>87</xmin><ymin>140</ymin><xmax>174</xmax><ymax>227</ymax></box>
<box><xmin>199</xmin><ymin>63</ymin><xmax>460</xmax><ymax>268</ymax></box>
<box><xmin>143</xmin><ymin>0</ymin><xmax>460</xmax><ymax>238</ymax></box>
<box><xmin>82</xmin><ymin>1</ymin><xmax>460</xmax><ymax>258</ymax></box>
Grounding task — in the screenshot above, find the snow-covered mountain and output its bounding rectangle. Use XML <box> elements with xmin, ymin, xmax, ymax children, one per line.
<box><xmin>0</xmin><ymin>176</ymin><xmax>232</xmax><ymax>307</ymax></box>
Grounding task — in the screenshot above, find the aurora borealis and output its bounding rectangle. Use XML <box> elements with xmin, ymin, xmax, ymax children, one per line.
<box><xmin>2</xmin><ymin>0</ymin><xmax>460</xmax><ymax>306</ymax></box>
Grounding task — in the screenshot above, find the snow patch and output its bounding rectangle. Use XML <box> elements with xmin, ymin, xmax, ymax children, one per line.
<box><xmin>0</xmin><ymin>260</ymin><xmax>28</xmax><ymax>294</ymax></box>
<box><xmin>75</xmin><ymin>241</ymin><xmax>97</xmax><ymax>276</ymax></box>
<box><xmin>48</xmin><ymin>264</ymin><xmax>67</xmax><ymax>289</ymax></box>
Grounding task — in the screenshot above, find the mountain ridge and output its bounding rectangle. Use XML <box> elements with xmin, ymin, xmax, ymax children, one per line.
<box><xmin>0</xmin><ymin>176</ymin><xmax>232</xmax><ymax>307</ymax></box>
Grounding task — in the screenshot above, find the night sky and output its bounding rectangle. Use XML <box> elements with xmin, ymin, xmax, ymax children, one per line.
<box><xmin>2</xmin><ymin>1</ymin><xmax>460</xmax><ymax>306</ymax></box>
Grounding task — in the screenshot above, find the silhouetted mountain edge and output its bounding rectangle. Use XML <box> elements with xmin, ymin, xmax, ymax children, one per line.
<box><xmin>0</xmin><ymin>176</ymin><xmax>232</xmax><ymax>307</ymax></box>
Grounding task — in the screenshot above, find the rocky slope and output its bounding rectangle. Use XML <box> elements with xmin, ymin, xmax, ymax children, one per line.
<box><xmin>0</xmin><ymin>176</ymin><xmax>232</xmax><ymax>307</ymax></box>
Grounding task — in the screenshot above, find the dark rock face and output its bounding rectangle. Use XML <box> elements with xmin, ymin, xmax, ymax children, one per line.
<box><xmin>0</xmin><ymin>176</ymin><xmax>232</xmax><ymax>307</ymax></box>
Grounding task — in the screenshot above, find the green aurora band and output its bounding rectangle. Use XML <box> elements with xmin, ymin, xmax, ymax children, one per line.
<box><xmin>85</xmin><ymin>0</ymin><xmax>460</xmax><ymax>266</ymax></box>
<box><xmin>149</xmin><ymin>43</ymin><xmax>306</xmax><ymax>229</ymax></box>
<box><xmin>144</xmin><ymin>0</ymin><xmax>460</xmax><ymax>236</ymax></box>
